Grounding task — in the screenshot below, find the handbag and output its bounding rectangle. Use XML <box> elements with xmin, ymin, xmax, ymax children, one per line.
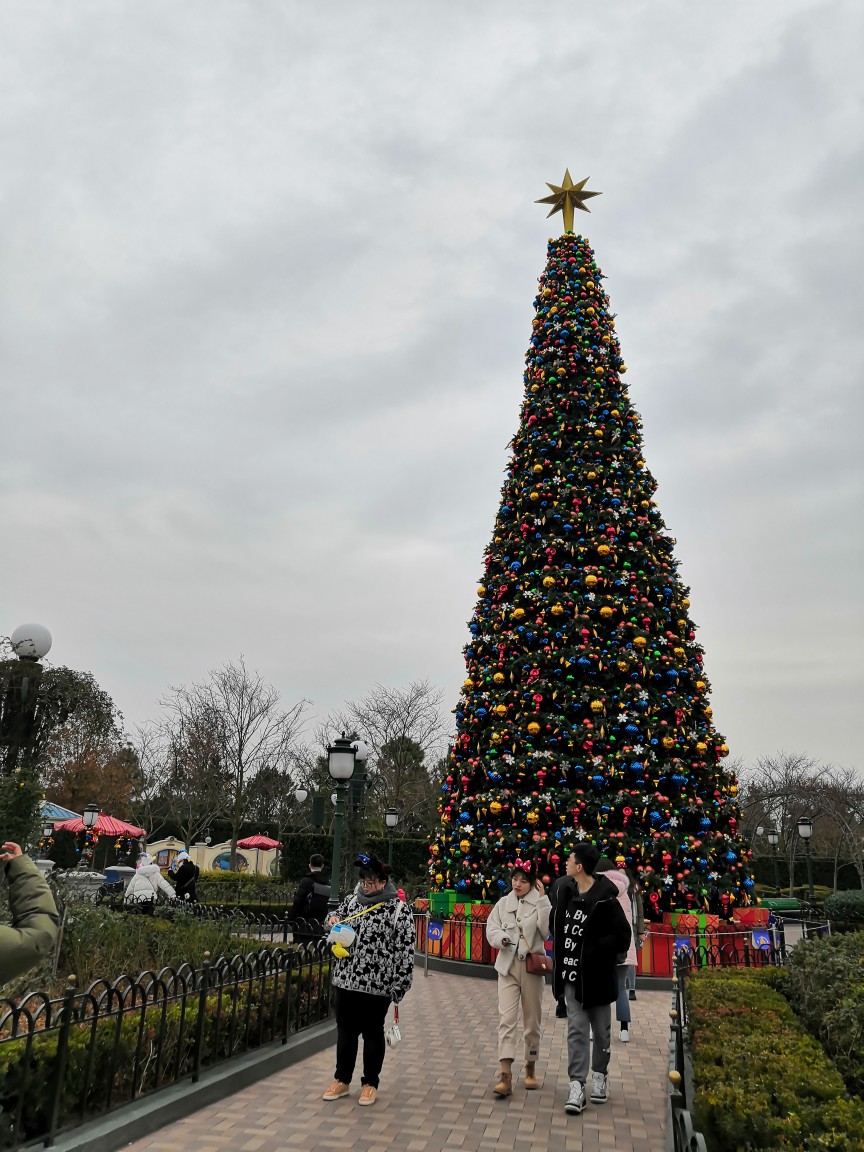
<box><xmin>328</xmin><ymin>901</ymin><xmax>385</xmax><ymax>958</ymax></box>
<box><xmin>525</xmin><ymin>951</ymin><xmax>553</xmax><ymax>975</ymax></box>
<box><xmin>385</xmin><ymin>1005</ymin><xmax>401</xmax><ymax>1047</ymax></box>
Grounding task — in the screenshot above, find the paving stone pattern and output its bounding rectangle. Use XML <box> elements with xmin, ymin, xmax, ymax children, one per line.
<box><xmin>124</xmin><ymin>973</ymin><xmax>669</xmax><ymax>1152</ymax></box>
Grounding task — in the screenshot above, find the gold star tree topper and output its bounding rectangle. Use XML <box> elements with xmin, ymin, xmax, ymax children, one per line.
<box><xmin>536</xmin><ymin>170</ymin><xmax>601</xmax><ymax>233</ymax></box>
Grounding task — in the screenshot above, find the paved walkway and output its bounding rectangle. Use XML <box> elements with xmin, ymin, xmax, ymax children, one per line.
<box><xmin>124</xmin><ymin>972</ymin><xmax>670</xmax><ymax>1152</ymax></box>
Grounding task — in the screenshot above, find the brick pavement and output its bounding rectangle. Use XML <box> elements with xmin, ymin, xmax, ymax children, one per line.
<box><xmin>123</xmin><ymin>972</ymin><xmax>670</xmax><ymax>1152</ymax></box>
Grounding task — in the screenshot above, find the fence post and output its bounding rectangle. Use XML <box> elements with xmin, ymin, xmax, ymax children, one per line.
<box><xmin>282</xmin><ymin>913</ymin><xmax>291</xmax><ymax>945</ymax></box>
<box><xmin>191</xmin><ymin>952</ymin><xmax>211</xmax><ymax>1084</ymax></box>
<box><xmin>45</xmin><ymin>975</ymin><xmax>77</xmax><ymax>1147</ymax></box>
<box><xmin>424</xmin><ymin>911</ymin><xmax>430</xmax><ymax>978</ymax></box>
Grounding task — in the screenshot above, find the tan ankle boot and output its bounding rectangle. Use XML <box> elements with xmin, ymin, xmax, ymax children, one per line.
<box><xmin>493</xmin><ymin>1060</ymin><xmax>513</xmax><ymax>1097</ymax></box>
<box><xmin>524</xmin><ymin>1061</ymin><xmax>539</xmax><ymax>1090</ymax></box>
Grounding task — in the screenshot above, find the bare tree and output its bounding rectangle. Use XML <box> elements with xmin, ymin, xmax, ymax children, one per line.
<box><xmin>164</xmin><ymin>658</ymin><xmax>309</xmax><ymax>866</ymax></box>
<box><xmin>738</xmin><ymin>753</ymin><xmax>864</xmax><ymax>893</ymax></box>
<box><xmin>323</xmin><ymin>681</ymin><xmax>448</xmax><ymax>833</ymax></box>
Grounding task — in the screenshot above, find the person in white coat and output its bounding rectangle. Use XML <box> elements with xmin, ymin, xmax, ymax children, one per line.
<box><xmin>485</xmin><ymin>860</ymin><xmax>551</xmax><ymax>1097</ymax></box>
<box><xmin>594</xmin><ymin>858</ymin><xmax>645</xmax><ymax>1042</ymax></box>
<box><xmin>124</xmin><ymin>853</ymin><xmax>177</xmax><ymax>912</ymax></box>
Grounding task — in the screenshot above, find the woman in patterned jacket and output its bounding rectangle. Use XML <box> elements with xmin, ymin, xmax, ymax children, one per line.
<box><xmin>322</xmin><ymin>852</ymin><xmax>415</xmax><ymax>1107</ymax></box>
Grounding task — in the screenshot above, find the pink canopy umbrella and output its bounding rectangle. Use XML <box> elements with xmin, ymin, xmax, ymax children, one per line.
<box><xmin>236</xmin><ymin>834</ymin><xmax>281</xmax><ymax>875</ymax></box>
<box><xmin>236</xmin><ymin>835</ymin><xmax>282</xmax><ymax>849</ymax></box>
<box><xmin>54</xmin><ymin>814</ymin><xmax>146</xmax><ymax>838</ymax></box>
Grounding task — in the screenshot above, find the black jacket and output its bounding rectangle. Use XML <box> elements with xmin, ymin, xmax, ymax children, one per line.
<box><xmin>290</xmin><ymin>871</ymin><xmax>331</xmax><ymax>920</ymax></box>
<box><xmin>551</xmin><ymin>874</ymin><xmax>631</xmax><ymax>1008</ymax></box>
<box><xmin>173</xmin><ymin>859</ymin><xmax>199</xmax><ymax>901</ymax></box>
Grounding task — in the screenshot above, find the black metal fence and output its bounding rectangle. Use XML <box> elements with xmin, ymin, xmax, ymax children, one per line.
<box><xmin>0</xmin><ymin>939</ymin><xmax>332</xmax><ymax>1149</ymax></box>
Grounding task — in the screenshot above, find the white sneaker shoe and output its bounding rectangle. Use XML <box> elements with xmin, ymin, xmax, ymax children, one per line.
<box><xmin>620</xmin><ymin>1026</ymin><xmax>630</xmax><ymax>1042</ymax></box>
<box><xmin>590</xmin><ymin>1071</ymin><xmax>608</xmax><ymax>1103</ymax></box>
<box><xmin>565</xmin><ymin>1079</ymin><xmax>585</xmax><ymax>1114</ymax></box>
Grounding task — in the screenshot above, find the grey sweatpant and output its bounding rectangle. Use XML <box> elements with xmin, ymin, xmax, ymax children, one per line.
<box><xmin>563</xmin><ymin>982</ymin><xmax>612</xmax><ymax>1084</ymax></box>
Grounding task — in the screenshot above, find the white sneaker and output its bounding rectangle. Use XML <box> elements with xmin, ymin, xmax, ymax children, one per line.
<box><xmin>620</xmin><ymin>1026</ymin><xmax>630</xmax><ymax>1043</ymax></box>
<box><xmin>565</xmin><ymin>1079</ymin><xmax>585</xmax><ymax>1114</ymax></box>
<box><xmin>590</xmin><ymin>1071</ymin><xmax>608</xmax><ymax>1103</ymax></box>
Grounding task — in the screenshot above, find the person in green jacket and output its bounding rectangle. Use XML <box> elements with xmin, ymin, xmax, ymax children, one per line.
<box><xmin>0</xmin><ymin>841</ymin><xmax>60</xmax><ymax>985</ymax></box>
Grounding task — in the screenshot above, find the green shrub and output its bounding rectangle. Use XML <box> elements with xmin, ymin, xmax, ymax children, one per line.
<box><xmin>777</xmin><ymin>932</ymin><xmax>864</xmax><ymax>1096</ymax></box>
<box><xmin>825</xmin><ymin>891</ymin><xmax>864</xmax><ymax>925</ymax></box>
<box><xmin>0</xmin><ymin>955</ymin><xmax>330</xmax><ymax>1148</ymax></box>
<box><xmin>686</xmin><ymin>969</ymin><xmax>864</xmax><ymax>1151</ymax></box>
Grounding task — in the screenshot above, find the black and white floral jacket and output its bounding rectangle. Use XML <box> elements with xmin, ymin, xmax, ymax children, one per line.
<box><xmin>330</xmin><ymin>889</ymin><xmax>415</xmax><ymax>1004</ymax></box>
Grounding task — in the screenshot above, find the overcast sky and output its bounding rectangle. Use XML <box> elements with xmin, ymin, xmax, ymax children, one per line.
<box><xmin>2</xmin><ymin>1</ymin><xmax>862</xmax><ymax>773</ymax></box>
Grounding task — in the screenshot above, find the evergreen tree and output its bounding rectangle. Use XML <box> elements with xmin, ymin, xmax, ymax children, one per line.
<box><xmin>431</xmin><ymin>222</ymin><xmax>753</xmax><ymax>920</ymax></box>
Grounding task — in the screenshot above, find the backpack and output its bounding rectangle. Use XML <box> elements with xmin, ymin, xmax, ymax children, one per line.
<box><xmin>307</xmin><ymin>879</ymin><xmax>332</xmax><ymax>919</ymax></box>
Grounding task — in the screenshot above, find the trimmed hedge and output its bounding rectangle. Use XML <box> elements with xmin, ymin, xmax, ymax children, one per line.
<box><xmin>686</xmin><ymin>969</ymin><xmax>864</xmax><ymax>1151</ymax></box>
<box><xmin>276</xmin><ymin>833</ymin><xmax>430</xmax><ymax>888</ymax></box>
<box><xmin>777</xmin><ymin>932</ymin><xmax>864</xmax><ymax>1096</ymax></box>
<box><xmin>825</xmin><ymin>890</ymin><xmax>864</xmax><ymax>925</ymax></box>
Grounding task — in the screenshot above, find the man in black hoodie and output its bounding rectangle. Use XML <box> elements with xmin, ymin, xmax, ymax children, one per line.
<box><xmin>550</xmin><ymin>842</ymin><xmax>631</xmax><ymax>1116</ymax></box>
<box><xmin>290</xmin><ymin>854</ymin><xmax>332</xmax><ymax>921</ymax></box>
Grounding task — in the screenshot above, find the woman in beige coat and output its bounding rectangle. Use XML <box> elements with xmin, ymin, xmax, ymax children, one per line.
<box><xmin>485</xmin><ymin>860</ymin><xmax>551</xmax><ymax>1097</ymax></box>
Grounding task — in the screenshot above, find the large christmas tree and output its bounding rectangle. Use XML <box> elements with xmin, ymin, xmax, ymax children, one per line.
<box><xmin>430</xmin><ymin>173</ymin><xmax>753</xmax><ymax>920</ymax></box>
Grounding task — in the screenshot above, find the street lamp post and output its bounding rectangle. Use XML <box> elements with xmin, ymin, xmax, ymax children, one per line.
<box><xmin>327</xmin><ymin>735</ymin><xmax>359</xmax><ymax>912</ymax></box>
<box><xmin>1</xmin><ymin>624</ymin><xmax>52</xmax><ymax>774</ymax></box>
<box><xmin>81</xmin><ymin>802</ymin><xmax>100</xmax><ymax>869</ymax></box>
<box><xmin>348</xmin><ymin>740</ymin><xmax>370</xmax><ymax>863</ymax></box>
<box><xmin>797</xmin><ymin>816</ymin><xmax>814</xmax><ymax>904</ymax></box>
<box><xmin>40</xmin><ymin>819</ymin><xmax>54</xmax><ymax>861</ymax></box>
<box><xmin>385</xmin><ymin>807</ymin><xmax>399</xmax><ymax>867</ymax></box>
<box><xmin>767</xmin><ymin>829</ymin><xmax>781</xmax><ymax>896</ymax></box>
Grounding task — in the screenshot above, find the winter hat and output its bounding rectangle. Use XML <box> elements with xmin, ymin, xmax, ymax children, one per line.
<box><xmin>354</xmin><ymin>852</ymin><xmax>389</xmax><ymax>880</ymax></box>
<box><xmin>176</xmin><ymin>851</ymin><xmax>190</xmax><ymax>862</ymax></box>
<box><xmin>137</xmin><ymin>853</ymin><xmax>153</xmax><ymax>868</ymax></box>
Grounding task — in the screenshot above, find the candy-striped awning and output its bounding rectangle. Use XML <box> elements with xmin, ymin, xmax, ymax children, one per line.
<box><xmin>53</xmin><ymin>814</ymin><xmax>145</xmax><ymax>838</ymax></box>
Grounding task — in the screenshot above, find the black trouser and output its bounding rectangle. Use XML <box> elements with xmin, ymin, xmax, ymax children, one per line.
<box><xmin>334</xmin><ymin>988</ymin><xmax>391</xmax><ymax>1088</ymax></box>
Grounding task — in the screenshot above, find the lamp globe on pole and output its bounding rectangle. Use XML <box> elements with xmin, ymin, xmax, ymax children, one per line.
<box><xmin>796</xmin><ymin>816</ymin><xmax>815</xmax><ymax>905</ymax></box>
<box><xmin>384</xmin><ymin>806</ymin><xmax>399</xmax><ymax>867</ymax></box>
<box><xmin>82</xmin><ymin>803</ymin><xmax>100</xmax><ymax>830</ymax></box>
<box><xmin>327</xmin><ymin>734</ymin><xmax>357</xmax><ymax>911</ymax></box>
<box><xmin>2</xmin><ymin>624</ymin><xmax>52</xmax><ymax>780</ymax></box>
<box><xmin>767</xmin><ymin>829</ymin><xmax>780</xmax><ymax>895</ymax></box>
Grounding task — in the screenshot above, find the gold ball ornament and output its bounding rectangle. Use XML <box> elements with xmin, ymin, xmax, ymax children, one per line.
<box><xmin>494</xmin><ymin>704</ymin><xmax>508</xmax><ymax>717</ymax></box>
<box><xmin>551</xmin><ymin>604</ymin><xmax>564</xmax><ymax>616</ymax></box>
<box><xmin>459</xmin><ymin>839</ymin><xmax>471</xmax><ymax>853</ymax></box>
<box><xmin>493</xmin><ymin>672</ymin><xmax>505</xmax><ymax>684</ymax></box>
<box><xmin>527</xmin><ymin>722</ymin><xmax>541</xmax><ymax>736</ymax></box>
<box><xmin>662</xmin><ymin>736</ymin><xmax>675</xmax><ymax>750</ymax></box>
<box><xmin>490</xmin><ymin>801</ymin><xmax>502</xmax><ymax>816</ymax></box>
<box><xmin>512</xmin><ymin>607</ymin><xmax>526</xmax><ymax>621</ymax></box>
<box><xmin>590</xmin><ymin>700</ymin><xmax>604</xmax><ymax>713</ymax></box>
<box><xmin>526</xmin><ymin>811</ymin><xmax>539</xmax><ymax>826</ymax></box>
<box><xmin>634</xmin><ymin>636</ymin><xmax>647</xmax><ymax>648</ymax></box>
<box><xmin>599</xmin><ymin>606</ymin><xmax>613</xmax><ymax>619</ymax></box>
<box><xmin>597</xmin><ymin>545</ymin><xmax>610</xmax><ymax>558</ymax></box>
<box><xmin>585</xmin><ymin>574</ymin><xmax>598</xmax><ymax>588</ymax></box>
<box><xmin>543</xmin><ymin>576</ymin><xmax>556</xmax><ymax>588</ymax></box>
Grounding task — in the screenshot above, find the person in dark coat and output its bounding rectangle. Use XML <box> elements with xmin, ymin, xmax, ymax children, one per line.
<box><xmin>289</xmin><ymin>854</ymin><xmax>331</xmax><ymax>921</ymax></box>
<box><xmin>551</xmin><ymin>842</ymin><xmax>631</xmax><ymax>1117</ymax></box>
<box><xmin>172</xmin><ymin>851</ymin><xmax>200</xmax><ymax>902</ymax></box>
